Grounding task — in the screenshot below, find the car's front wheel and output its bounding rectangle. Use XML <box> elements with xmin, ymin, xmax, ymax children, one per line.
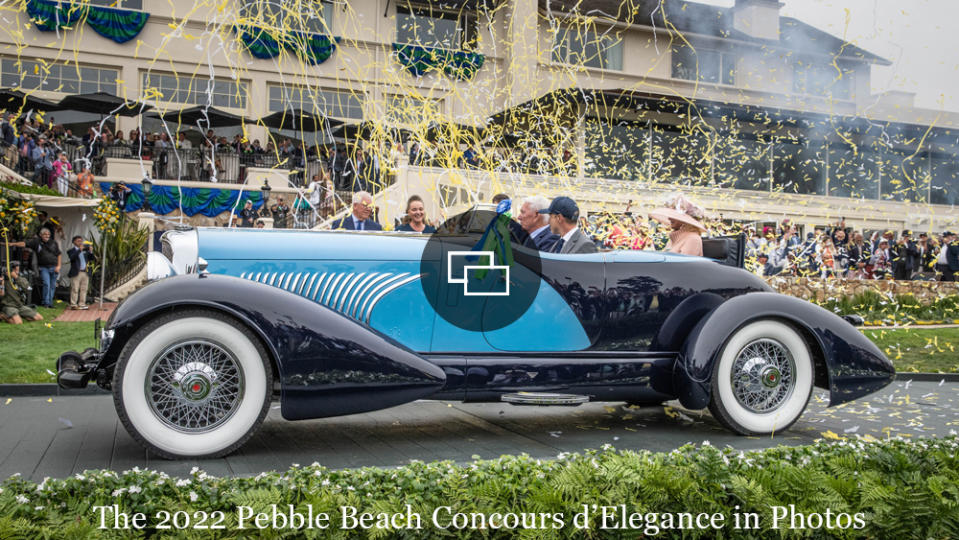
<box><xmin>113</xmin><ymin>310</ymin><xmax>272</xmax><ymax>459</ymax></box>
<box><xmin>708</xmin><ymin>319</ymin><xmax>814</xmax><ymax>435</ymax></box>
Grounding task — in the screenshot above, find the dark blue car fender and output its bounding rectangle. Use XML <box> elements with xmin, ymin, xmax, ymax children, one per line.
<box><xmin>99</xmin><ymin>274</ymin><xmax>447</xmax><ymax>421</ymax></box>
<box><xmin>673</xmin><ymin>292</ymin><xmax>895</xmax><ymax>410</ymax></box>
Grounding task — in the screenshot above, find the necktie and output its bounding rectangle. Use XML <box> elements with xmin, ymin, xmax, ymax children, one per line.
<box><xmin>553</xmin><ymin>238</ymin><xmax>565</xmax><ymax>253</ymax></box>
<box><xmin>357</xmin><ymin>219</ymin><xmax>364</xmax><ymax>231</ymax></box>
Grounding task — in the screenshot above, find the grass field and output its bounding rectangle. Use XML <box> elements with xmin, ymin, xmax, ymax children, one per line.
<box><xmin>0</xmin><ymin>303</ymin><xmax>97</xmax><ymax>384</ymax></box>
<box><xmin>0</xmin><ymin>313</ymin><xmax>956</xmax><ymax>383</ymax></box>
<box><xmin>864</xmin><ymin>326</ymin><xmax>959</xmax><ymax>374</ymax></box>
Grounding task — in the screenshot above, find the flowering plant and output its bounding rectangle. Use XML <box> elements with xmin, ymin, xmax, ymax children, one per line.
<box><xmin>0</xmin><ymin>191</ymin><xmax>38</xmax><ymax>275</ymax></box>
<box><xmin>93</xmin><ymin>197</ymin><xmax>122</xmax><ymax>235</ymax></box>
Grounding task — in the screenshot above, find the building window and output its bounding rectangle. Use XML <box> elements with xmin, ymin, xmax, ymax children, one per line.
<box><xmin>793</xmin><ymin>60</ymin><xmax>852</xmax><ymax>100</ymax></box>
<box><xmin>584</xmin><ymin>119</ymin><xmax>647</xmax><ymax>180</ymax></box>
<box><xmin>240</xmin><ymin>0</ymin><xmax>334</xmax><ymax>34</ymax></box>
<box><xmin>650</xmin><ymin>127</ymin><xmax>711</xmax><ymax>185</ymax></box>
<box><xmin>931</xmin><ymin>152</ymin><xmax>959</xmax><ymax>206</ymax></box>
<box><xmin>142</xmin><ymin>72</ymin><xmax>248</xmax><ymax>109</ymax></box>
<box><xmin>552</xmin><ymin>26</ymin><xmax>623</xmax><ymax>71</ymax></box>
<box><xmin>1</xmin><ymin>57</ymin><xmax>118</xmax><ymax>95</ymax></box>
<box><xmin>88</xmin><ymin>0</ymin><xmax>143</xmax><ymax>9</ymax></box>
<box><xmin>826</xmin><ymin>144</ymin><xmax>879</xmax><ymax>199</ymax></box>
<box><xmin>715</xmin><ymin>135</ymin><xmax>770</xmax><ymax>191</ymax></box>
<box><xmin>268</xmin><ymin>85</ymin><xmax>364</xmax><ymax>119</ymax></box>
<box><xmin>671</xmin><ymin>45</ymin><xmax>735</xmax><ymax>85</ymax></box>
<box><xmin>880</xmin><ymin>149</ymin><xmax>929</xmax><ymax>203</ymax></box>
<box><xmin>772</xmin><ymin>140</ymin><xmax>826</xmax><ymax>196</ymax></box>
<box><xmin>396</xmin><ymin>3</ymin><xmax>476</xmax><ymax>50</ymax></box>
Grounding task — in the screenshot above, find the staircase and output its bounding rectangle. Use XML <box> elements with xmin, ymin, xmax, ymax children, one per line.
<box><xmin>102</xmin><ymin>264</ymin><xmax>147</xmax><ymax>302</ymax></box>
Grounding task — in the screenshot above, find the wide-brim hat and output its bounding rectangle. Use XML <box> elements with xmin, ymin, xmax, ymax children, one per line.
<box><xmin>649</xmin><ymin>207</ymin><xmax>706</xmax><ymax>232</ymax></box>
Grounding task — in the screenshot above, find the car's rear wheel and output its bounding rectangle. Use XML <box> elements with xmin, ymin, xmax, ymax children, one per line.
<box><xmin>113</xmin><ymin>310</ymin><xmax>271</xmax><ymax>459</ymax></box>
<box><xmin>708</xmin><ymin>319</ymin><xmax>813</xmax><ymax>435</ymax></box>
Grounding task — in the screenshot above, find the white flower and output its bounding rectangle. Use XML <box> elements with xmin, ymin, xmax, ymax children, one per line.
<box><xmin>321</xmin><ymin>479</ymin><xmax>330</xmax><ymax>486</ymax></box>
<box><xmin>15</xmin><ymin>494</ymin><xmax>28</xmax><ymax>504</ymax></box>
<box><xmin>112</xmin><ymin>488</ymin><xmax>125</xmax><ymax>497</ymax></box>
<box><xmin>176</xmin><ymin>479</ymin><xmax>191</xmax><ymax>487</ymax></box>
<box><xmin>189</xmin><ymin>491</ymin><xmax>198</xmax><ymax>502</ymax></box>
<box><xmin>128</xmin><ymin>485</ymin><xmax>142</xmax><ymax>494</ymax></box>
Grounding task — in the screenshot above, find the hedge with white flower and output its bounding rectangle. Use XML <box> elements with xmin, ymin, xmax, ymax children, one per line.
<box><xmin>0</xmin><ymin>437</ymin><xmax>957</xmax><ymax>538</ymax></box>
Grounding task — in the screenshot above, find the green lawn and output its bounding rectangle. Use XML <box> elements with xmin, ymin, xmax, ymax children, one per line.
<box><xmin>863</xmin><ymin>327</ymin><xmax>959</xmax><ymax>374</ymax></box>
<box><xmin>0</xmin><ymin>312</ymin><xmax>957</xmax><ymax>383</ymax></box>
<box><xmin>0</xmin><ymin>303</ymin><xmax>97</xmax><ymax>384</ymax></box>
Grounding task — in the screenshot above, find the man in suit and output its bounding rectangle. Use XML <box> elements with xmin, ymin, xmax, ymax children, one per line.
<box><xmin>539</xmin><ymin>196</ymin><xmax>597</xmax><ymax>254</ymax></box>
<box><xmin>892</xmin><ymin>230</ymin><xmax>919</xmax><ymax>280</ymax></box>
<box><xmin>946</xmin><ymin>232</ymin><xmax>959</xmax><ymax>282</ymax></box>
<box><xmin>330</xmin><ymin>191</ymin><xmax>382</xmax><ymax>231</ymax></box>
<box><xmin>517</xmin><ymin>195</ymin><xmax>559</xmax><ymax>251</ymax></box>
<box><xmin>66</xmin><ymin>235</ymin><xmax>92</xmax><ymax>310</ymax></box>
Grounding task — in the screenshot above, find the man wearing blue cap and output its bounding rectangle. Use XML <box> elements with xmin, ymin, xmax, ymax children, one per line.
<box><xmin>539</xmin><ymin>196</ymin><xmax>597</xmax><ymax>254</ymax></box>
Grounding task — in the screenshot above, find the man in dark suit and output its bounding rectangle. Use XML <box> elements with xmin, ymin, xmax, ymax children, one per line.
<box><xmin>539</xmin><ymin>196</ymin><xmax>597</xmax><ymax>254</ymax></box>
<box><xmin>66</xmin><ymin>235</ymin><xmax>92</xmax><ymax>309</ymax></box>
<box><xmin>517</xmin><ymin>195</ymin><xmax>559</xmax><ymax>251</ymax></box>
<box><xmin>892</xmin><ymin>230</ymin><xmax>919</xmax><ymax>280</ymax></box>
<box><xmin>946</xmin><ymin>232</ymin><xmax>959</xmax><ymax>282</ymax></box>
<box><xmin>330</xmin><ymin>191</ymin><xmax>382</xmax><ymax>231</ymax></box>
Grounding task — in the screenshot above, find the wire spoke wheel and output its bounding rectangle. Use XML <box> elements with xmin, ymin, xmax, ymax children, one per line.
<box><xmin>146</xmin><ymin>340</ymin><xmax>244</xmax><ymax>433</ymax></box>
<box><xmin>730</xmin><ymin>338</ymin><xmax>796</xmax><ymax>413</ymax></box>
<box><xmin>710</xmin><ymin>320</ymin><xmax>814</xmax><ymax>435</ymax></box>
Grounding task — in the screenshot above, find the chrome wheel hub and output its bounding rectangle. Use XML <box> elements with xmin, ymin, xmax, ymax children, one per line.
<box><xmin>147</xmin><ymin>340</ymin><xmax>243</xmax><ymax>432</ymax></box>
<box><xmin>731</xmin><ymin>338</ymin><xmax>795</xmax><ymax>413</ymax></box>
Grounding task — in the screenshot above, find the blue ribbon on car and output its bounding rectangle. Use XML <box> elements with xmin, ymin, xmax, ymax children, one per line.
<box><xmin>471</xmin><ymin>199</ymin><xmax>514</xmax><ymax>279</ymax></box>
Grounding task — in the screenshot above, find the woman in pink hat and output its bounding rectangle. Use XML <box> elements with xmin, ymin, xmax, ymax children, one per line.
<box><xmin>649</xmin><ymin>194</ymin><xmax>706</xmax><ymax>256</ymax></box>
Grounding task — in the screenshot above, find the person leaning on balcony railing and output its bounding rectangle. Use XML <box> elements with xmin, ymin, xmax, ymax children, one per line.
<box><xmin>52</xmin><ymin>152</ymin><xmax>74</xmax><ymax>196</ymax></box>
<box><xmin>76</xmin><ymin>161</ymin><xmax>94</xmax><ymax>198</ymax></box>
<box><xmin>176</xmin><ymin>131</ymin><xmax>192</xmax><ymax>150</ymax></box>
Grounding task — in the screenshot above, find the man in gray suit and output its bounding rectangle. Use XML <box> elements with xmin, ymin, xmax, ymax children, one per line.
<box><xmin>539</xmin><ymin>196</ymin><xmax>597</xmax><ymax>254</ymax></box>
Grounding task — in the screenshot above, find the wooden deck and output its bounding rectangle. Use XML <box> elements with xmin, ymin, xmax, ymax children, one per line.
<box><xmin>54</xmin><ymin>303</ymin><xmax>117</xmax><ymax>322</ymax></box>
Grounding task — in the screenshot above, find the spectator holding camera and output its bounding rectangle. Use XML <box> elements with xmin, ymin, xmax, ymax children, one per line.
<box><xmin>5</xmin><ymin>228</ymin><xmax>61</xmax><ymax>307</ymax></box>
<box><xmin>67</xmin><ymin>235</ymin><xmax>92</xmax><ymax>310</ymax></box>
<box><xmin>0</xmin><ymin>262</ymin><xmax>43</xmax><ymax>324</ymax></box>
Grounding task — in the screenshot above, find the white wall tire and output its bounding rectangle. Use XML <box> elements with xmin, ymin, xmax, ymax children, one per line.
<box><xmin>708</xmin><ymin>319</ymin><xmax>814</xmax><ymax>435</ymax></box>
<box><xmin>113</xmin><ymin>310</ymin><xmax>272</xmax><ymax>459</ymax></box>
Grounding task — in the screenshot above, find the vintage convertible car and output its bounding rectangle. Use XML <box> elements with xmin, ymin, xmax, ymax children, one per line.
<box><xmin>57</xmin><ymin>218</ymin><xmax>895</xmax><ymax>458</ymax></box>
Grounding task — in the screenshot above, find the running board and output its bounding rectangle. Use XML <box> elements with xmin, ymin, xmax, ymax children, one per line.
<box><xmin>501</xmin><ymin>392</ymin><xmax>589</xmax><ymax>406</ymax></box>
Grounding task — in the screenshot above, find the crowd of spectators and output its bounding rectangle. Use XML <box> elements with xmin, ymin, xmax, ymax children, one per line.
<box><xmin>742</xmin><ymin>220</ymin><xmax>959</xmax><ymax>281</ymax></box>
<box><xmin>579</xmin><ymin>212</ymin><xmax>959</xmax><ymax>282</ymax></box>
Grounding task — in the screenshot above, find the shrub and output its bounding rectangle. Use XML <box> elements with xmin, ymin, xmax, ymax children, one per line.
<box><xmin>0</xmin><ymin>437</ymin><xmax>957</xmax><ymax>538</ymax></box>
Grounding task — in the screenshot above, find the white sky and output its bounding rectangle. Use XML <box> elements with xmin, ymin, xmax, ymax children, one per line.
<box><xmin>696</xmin><ymin>0</ymin><xmax>959</xmax><ymax>112</ymax></box>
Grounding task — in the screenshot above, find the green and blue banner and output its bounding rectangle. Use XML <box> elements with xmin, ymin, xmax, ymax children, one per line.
<box><xmin>235</xmin><ymin>25</ymin><xmax>340</xmax><ymax>65</ymax></box>
<box><xmin>26</xmin><ymin>0</ymin><xmax>149</xmax><ymax>43</ymax></box>
<box><xmin>392</xmin><ymin>43</ymin><xmax>485</xmax><ymax>81</ymax></box>
<box><xmin>100</xmin><ymin>182</ymin><xmax>266</xmax><ymax>217</ymax></box>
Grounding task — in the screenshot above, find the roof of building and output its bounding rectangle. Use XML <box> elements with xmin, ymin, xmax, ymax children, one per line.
<box><xmin>539</xmin><ymin>0</ymin><xmax>891</xmax><ymax>66</ymax></box>
<box><xmin>489</xmin><ymin>87</ymin><xmax>958</xmax><ymax>148</ymax></box>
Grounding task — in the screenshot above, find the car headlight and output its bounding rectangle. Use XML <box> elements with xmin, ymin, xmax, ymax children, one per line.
<box><xmin>100</xmin><ymin>328</ymin><xmax>114</xmax><ymax>351</ymax></box>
